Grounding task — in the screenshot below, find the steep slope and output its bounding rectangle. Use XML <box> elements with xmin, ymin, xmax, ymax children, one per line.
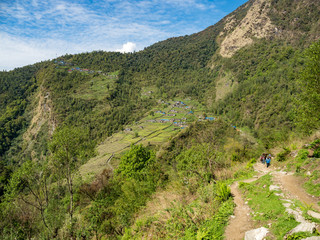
<box><xmin>22</xmin><ymin>68</ymin><xmax>57</xmax><ymax>161</ymax></box>
<box><xmin>209</xmin><ymin>0</ymin><xmax>320</xmax><ymax>146</ymax></box>
<box><xmin>219</xmin><ymin>0</ymin><xmax>275</xmax><ymax>58</ymax></box>
<box><xmin>218</xmin><ymin>0</ymin><xmax>320</xmax><ymax>58</ymax></box>
<box><xmin>1</xmin><ymin>0</ymin><xmax>319</xmax><ymax>160</ymax></box>
<box><xmin>3</xmin><ymin>0</ymin><xmax>316</xmax><ymax>158</ymax></box>
<box><xmin>0</xmin><ymin>0</ymin><xmax>319</xmax><ymax>239</ymax></box>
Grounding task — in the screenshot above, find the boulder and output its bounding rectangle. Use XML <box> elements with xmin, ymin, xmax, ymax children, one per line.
<box><xmin>287</xmin><ymin>222</ymin><xmax>317</xmax><ymax>235</ymax></box>
<box><xmin>245</xmin><ymin>227</ymin><xmax>269</xmax><ymax>240</ymax></box>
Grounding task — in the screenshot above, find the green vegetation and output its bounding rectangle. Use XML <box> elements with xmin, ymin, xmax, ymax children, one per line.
<box><xmin>286</xmin><ymin>232</ymin><xmax>319</xmax><ymax>240</ymax></box>
<box><xmin>49</xmin><ymin>125</ymin><xmax>95</xmax><ymax>229</ymax></box>
<box><xmin>79</xmin><ymin>144</ymin><xmax>163</xmax><ymax>239</ymax></box>
<box><xmin>296</xmin><ymin>40</ymin><xmax>320</xmax><ymax>133</ymax></box>
<box><xmin>118</xmin><ymin>120</ymin><xmax>256</xmax><ymax>239</ymax></box>
<box><xmin>276</xmin><ymin>147</ymin><xmax>291</xmax><ymax>162</ymax></box>
<box><xmin>0</xmin><ymin>0</ymin><xmax>319</xmax><ymax>238</ymax></box>
<box><xmin>116</xmin><ymin>144</ymin><xmax>155</xmax><ymax>179</ymax></box>
<box><xmin>239</xmin><ymin>174</ymin><xmax>298</xmax><ymax>239</ymax></box>
<box><xmin>0</xmin><ymin>64</ymin><xmax>41</xmax><ymax>158</ymax></box>
<box><xmin>0</xmin><ymin>126</ymin><xmax>95</xmax><ymax>239</ymax></box>
<box><xmin>269</xmin><ymin>0</ymin><xmax>320</xmax><ymax>35</ymax></box>
<box><xmin>214</xmin><ymin>40</ymin><xmax>302</xmax><ymax>148</ymax></box>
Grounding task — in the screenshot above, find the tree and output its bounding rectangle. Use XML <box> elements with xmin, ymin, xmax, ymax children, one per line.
<box><xmin>116</xmin><ymin>144</ymin><xmax>154</xmax><ymax>180</ymax></box>
<box><xmin>49</xmin><ymin>126</ymin><xmax>95</xmax><ymax>226</ymax></box>
<box><xmin>297</xmin><ymin>40</ymin><xmax>320</xmax><ymax>132</ymax></box>
<box><xmin>175</xmin><ymin>144</ymin><xmax>224</xmax><ymax>186</ymax></box>
<box><xmin>2</xmin><ymin>160</ymin><xmax>52</xmax><ymax>238</ymax></box>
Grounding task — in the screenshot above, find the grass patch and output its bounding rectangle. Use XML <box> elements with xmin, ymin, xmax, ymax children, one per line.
<box><xmin>232</xmin><ymin>161</ymin><xmax>255</xmax><ymax>182</ymax></box>
<box><xmin>286</xmin><ymin>232</ymin><xmax>319</xmax><ymax>240</ymax></box>
<box><xmin>73</xmin><ymin>75</ymin><xmax>115</xmax><ymax>100</ymax></box>
<box><xmin>189</xmin><ymin>198</ymin><xmax>235</xmax><ymax>240</ymax></box>
<box><xmin>239</xmin><ymin>174</ymin><xmax>298</xmax><ymax>239</ymax></box>
<box><xmin>304</xmin><ymin>170</ymin><xmax>320</xmax><ymax>197</ymax></box>
<box><xmin>122</xmin><ymin>182</ymin><xmax>235</xmax><ymax>240</ymax></box>
<box><xmin>285</xmin><ymin>147</ymin><xmax>320</xmax><ymax>197</ymax></box>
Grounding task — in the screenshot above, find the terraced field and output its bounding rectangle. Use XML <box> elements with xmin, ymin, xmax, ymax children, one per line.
<box><xmin>79</xmin><ymin>98</ymin><xmax>215</xmax><ymax>178</ymax></box>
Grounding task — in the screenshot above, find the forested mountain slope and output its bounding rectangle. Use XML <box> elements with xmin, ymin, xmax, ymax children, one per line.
<box><xmin>0</xmin><ymin>0</ymin><xmax>319</xmax><ymax>238</ymax></box>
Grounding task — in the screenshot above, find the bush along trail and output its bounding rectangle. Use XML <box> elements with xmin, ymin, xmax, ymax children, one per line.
<box><xmin>225</xmin><ymin>161</ymin><xmax>320</xmax><ymax>240</ymax></box>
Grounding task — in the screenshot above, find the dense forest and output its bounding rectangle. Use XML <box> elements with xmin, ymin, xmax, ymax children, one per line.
<box><xmin>0</xmin><ymin>0</ymin><xmax>319</xmax><ymax>238</ymax></box>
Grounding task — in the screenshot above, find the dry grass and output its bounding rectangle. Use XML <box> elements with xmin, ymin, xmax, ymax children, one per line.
<box><xmin>79</xmin><ymin>153</ymin><xmax>113</xmax><ymax>178</ymax></box>
<box><xmin>215</xmin><ymin>71</ymin><xmax>238</xmax><ymax>101</ymax></box>
<box><xmin>130</xmin><ymin>181</ymin><xmax>200</xmax><ymax>239</ymax></box>
<box><xmin>135</xmin><ymin>184</ymin><xmax>191</xmax><ymax>222</ymax></box>
<box><xmin>215</xmin><ymin>168</ymin><xmax>235</xmax><ymax>180</ymax></box>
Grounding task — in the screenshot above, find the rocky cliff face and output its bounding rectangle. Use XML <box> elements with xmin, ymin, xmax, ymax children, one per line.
<box><xmin>217</xmin><ymin>0</ymin><xmax>320</xmax><ymax>57</ymax></box>
<box><xmin>219</xmin><ymin>0</ymin><xmax>276</xmax><ymax>57</ymax></box>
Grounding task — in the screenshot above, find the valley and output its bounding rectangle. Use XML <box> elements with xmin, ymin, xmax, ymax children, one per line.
<box><xmin>0</xmin><ymin>0</ymin><xmax>319</xmax><ymax>239</ymax></box>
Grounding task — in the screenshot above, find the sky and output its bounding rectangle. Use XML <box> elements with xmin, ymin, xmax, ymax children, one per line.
<box><xmin>0</xmin><ymin>0</ymin><xmax>248</xmax><ymax>71</ymax></box>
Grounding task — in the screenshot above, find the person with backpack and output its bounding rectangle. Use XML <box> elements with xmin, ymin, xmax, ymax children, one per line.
<box><xmin>266</xmin><ymin>154</ymin><xmax>271</xmax><ymax>168</ymax></box>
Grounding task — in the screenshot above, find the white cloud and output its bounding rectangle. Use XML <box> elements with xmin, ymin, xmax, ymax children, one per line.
<box><xmin>116</xmin><ymin>42</ymin><xmax>137</xmax><ymax>53</ymax></box>
<box><xmin>0</xmin><ymin>32</ymin><xmax>140</xmax><ymax>70</ymax></box>
<box><xmin>0</xmin><ymin>0</ymin><xmax>230</xmax><ymax>70</ymax></box>
<box><xmin>0</xmin><ymin>33</ymin><xmax>67</xmax><ymax>70</ymax></box>
<box><xmin>162</xmin><ymin>0</ymin><xmax>215</xmax><ymax>10</ymax></box>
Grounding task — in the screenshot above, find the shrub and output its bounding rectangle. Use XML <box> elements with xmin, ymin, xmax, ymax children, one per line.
<box><xmin>313</xmin><ymin>148</ymin><xmax>320</xmax><ymax>158</ymax></box>
<box><xmin>296</xmin><ymin>149</ymin><xmax>309</xmax><ymax>162</ymax></box>
<box><xmin>246</xmin><ymin>158</ymin><xmax>257</xmax><ymax>169</ymax></box>
<box><xmin>215</xmin><ymin>182</ymin><xmax>232</xmax><ymax>202</ymax></box>
<box><xmin>116</xmin><ymin>144</ymin><xmax>154</xmax><ymax>180</ymax></box>
<box><xmin>276</xmin><ymin>147</ymin><xmax>291</xmax><ymax>162</ymax></box>
<box><xmin>231</xmin><ymin>153</ymin><xmax>241</xmax><ymax>162</ymax></box>
<box><xmin>309</xmin><ymin>139</ymin><xmax>320</xmax><ymax>149</ymax></box>
<box><xmin>308</xmin><ymin>139</ymin><xmax>320</xmax><ymax>157</ymax></box>
<box><xmin>296</xmin><ymin>163</ymin><xmax>302</xmax><ymax>173</ymax></box>
<box><xmin>286</xmin><ymin>232</ymin><xmax>316</xmax><ymax>240</ymax></box>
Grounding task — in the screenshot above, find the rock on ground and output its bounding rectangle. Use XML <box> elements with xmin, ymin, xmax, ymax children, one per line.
<box><xmin>244</xmin><ymin>227</ymin><xmax>269</xmax><ymax>240</ymax></box>
<box><xmin>287</xmin><ymin>222</ymin><xmax>317</xmax><ymax>235</ymax></box>
<box><xmin>286</xmin><ymin>208</ymin><xmax>305</xmax><ymax>222</ymax></box>
<box><xmin>308</xmin><ymin>210</ymin><xmax>320</xmax><ymax>220</ymax></box>
<box><xmin>269</xmin><ymin>185</ymin><xmax>280</xmax><ymax>191</ymax></box>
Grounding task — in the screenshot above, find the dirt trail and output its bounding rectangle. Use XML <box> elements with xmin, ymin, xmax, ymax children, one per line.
<box><xmin>224</xmin><ymin>181</ymin><xmax>254</xmax><ymax>240</ymax></box>
<box><xmin>273</xmin><ymin>172</ymin><xmax>320</xmax><ymax>212</ymax></box>
<box><xmin>224</xmin><ymin>164</ymin><xmax>272</xmax><ymax>240</ymax></box>
<box><xmin>225</xmin><ymin>162</ymin><xmax>320</xmax><ymax>239</ymax></box>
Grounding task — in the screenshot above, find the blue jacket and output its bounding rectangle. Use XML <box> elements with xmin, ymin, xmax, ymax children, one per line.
<box><xmin>266</xmin><ymin>157</ymin><xmax>271</xmax><ymax>163</ymax></box>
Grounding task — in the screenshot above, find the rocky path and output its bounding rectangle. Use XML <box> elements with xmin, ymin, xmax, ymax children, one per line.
<box><xmin>225</xmin><ymin>163</ymin><xmax>320</xmax><ymax>240</ymax></box>
<box><xmin>224</xmin><ymin>164</ymin><xmax>271</xmax><ymax>240</ymax></box>
<box><xmin>273</xmin><ymin>171</ymin><xmax>320</xmax><ymax>212</ymax></box>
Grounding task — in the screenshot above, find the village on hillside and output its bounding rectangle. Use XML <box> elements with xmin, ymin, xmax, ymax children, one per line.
<box><xmin>54</xmin><ymin>59</ymin><xmax>117</xmax><ymax>78</ymax></box>
<box><xmin>124</xmin><ymin>99</ymin><xmax>216</xmax><ymax>135</ymax></box>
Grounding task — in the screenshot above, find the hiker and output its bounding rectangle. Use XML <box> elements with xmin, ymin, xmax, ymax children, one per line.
<box><xmin>266</xmin><ymin>154</ymin><xmax>271</xmax><ymax>168</ymax></box>
<box><xmin>260</xmin><ymin>154</ymin><xmax>265</xmax><ymax>163</ymax></box>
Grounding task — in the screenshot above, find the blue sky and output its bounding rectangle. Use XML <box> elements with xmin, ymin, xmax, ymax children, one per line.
<box><xmin>0</xmin><ymin>0</ymin><xmax>248</xmax><ymax>71</ymax></box>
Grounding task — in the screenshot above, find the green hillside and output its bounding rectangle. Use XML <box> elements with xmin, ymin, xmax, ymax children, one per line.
<box><xmin>0</xmin><ymin>0</ymin><xmax>320</xmax><ymax>238</ymax></box>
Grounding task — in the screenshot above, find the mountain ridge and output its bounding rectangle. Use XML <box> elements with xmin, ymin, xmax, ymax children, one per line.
<box><xmin>0</xmin><ymin>0</ymin><xmax>320</xmax><ymax>238</ymax></box>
